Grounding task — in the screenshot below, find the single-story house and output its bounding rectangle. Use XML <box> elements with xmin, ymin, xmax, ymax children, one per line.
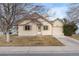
<box><xmin>17</xmin><ymin>13</ymin><xmax>64</xmax><ymax>36</ymax></box>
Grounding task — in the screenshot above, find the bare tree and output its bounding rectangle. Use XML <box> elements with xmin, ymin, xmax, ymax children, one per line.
<box><xmin>67</xmin><ymin>3</ymin><xmax>79</xmax><ymax>23</ymax></box>
<box><xmin>0</xmin><ymin>3</ymin><xmax>46</xmax><ymax>42</ymax></box>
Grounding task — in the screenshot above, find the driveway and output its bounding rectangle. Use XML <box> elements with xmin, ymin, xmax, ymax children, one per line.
<box><xmin>55</xmin><ymin>36</ymin><xmax>79</xmax><ymax>46</ymax></box>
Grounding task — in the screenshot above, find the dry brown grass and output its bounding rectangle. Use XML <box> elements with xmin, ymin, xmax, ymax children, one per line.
<box><xmin>0</xmin><ymin>35</ymin><xmax>64</xmax><ymax>46</ymax></box>
<box><xmin>71</xmin><ymin>34</ymin><xmax>79</xmax><ymax>40</ymax></box>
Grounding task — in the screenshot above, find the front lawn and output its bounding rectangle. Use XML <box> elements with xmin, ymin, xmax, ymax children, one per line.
<box><xmin>71</xmin><ymin>34</ymin><xmax>79</xmax><ymax>40</ymax></box>
<box><xmin>0</xmin><ymin>35</ymin><xmax>64</xmax><ymax>46</ymax></box>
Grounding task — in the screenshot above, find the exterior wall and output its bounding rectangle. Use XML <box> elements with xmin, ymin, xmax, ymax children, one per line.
<box><xmin>52</xmin><ymin>27</ymin><xmax>64</xmax><ymax>36</ymax></box>
<box><xmin>18</xmin><ymin>19</ymin><xmax>64</xmax><ymax>36</ymax></box>
<box><xmin>18</xmin><ymin>20</ymin><xmax>38</xmax><ymax>36</ymax></box>
<box><xmin>37</xmin><ymin>18</ymin><xmax>52</xmax><ymax>35</ymax></box>
<box><xmin>41</xmin><ymin>21</ymin><xmax>52</xmax><ymax>35</ymax></box>
<box><xmin>53</xmin><ymin>20</ymin><xmax>63</xmax><ymax>27</ymax></box>
<box><xmin>18</xmin><ymin>19</ymin><xmax>52</xmax><ymax>36</ymax></box>
<box><xmin>37</xmin><ymin>18</ymin><xmax>45</xmax><ymax>22</ymax></box>
<box><xmin>52</xmin><ymin>20</ymin><xmax>64</xmax><ymax>36</ymax></box>
<box><xmin>20</xmin><ymin>20</ymin><xmax>31</xmax><ymax>25</ymax></box>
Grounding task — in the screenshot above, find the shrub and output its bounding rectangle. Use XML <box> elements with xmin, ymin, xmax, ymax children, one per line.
<box><xmin>63</xmin><ymin>22</ymin><xmax>78</xmax><ymax>36</ymax></box>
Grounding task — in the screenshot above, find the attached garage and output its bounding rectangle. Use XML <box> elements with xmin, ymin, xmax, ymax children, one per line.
<box><xmin>52</xmin><ymin>20</ymin><xmax>64</xmax><ymax>36</ymax></box>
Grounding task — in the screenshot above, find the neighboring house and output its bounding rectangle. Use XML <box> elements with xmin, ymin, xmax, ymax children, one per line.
<box><xmin>17</xmin><ymin>13</ymin><xmax>64</xmax><ymax>36</ymax></box>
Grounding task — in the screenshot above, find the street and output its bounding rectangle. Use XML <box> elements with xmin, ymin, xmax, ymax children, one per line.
<box><xmin>0</xmin><ymin>46</ymin><xmax>79</xmax><ymax>56</ymax></box>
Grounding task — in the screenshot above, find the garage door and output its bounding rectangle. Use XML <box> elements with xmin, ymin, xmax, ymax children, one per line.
<box><xmin>52</xmin><ymin>27</ymin><xmax>64</xmax><ymax>36</ymax></box>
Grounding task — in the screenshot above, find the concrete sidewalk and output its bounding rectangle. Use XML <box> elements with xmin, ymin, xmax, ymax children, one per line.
<box><xmin>54</xmin><ymin>36</ymin><xmax>79</xmax><ymax>46</ymax></box>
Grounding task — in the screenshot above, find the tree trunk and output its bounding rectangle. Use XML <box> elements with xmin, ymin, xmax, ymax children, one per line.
<box><xmin>6</xmin><ymin>32</ymin><xmax>10</xmax><ymax>42</ymax></box>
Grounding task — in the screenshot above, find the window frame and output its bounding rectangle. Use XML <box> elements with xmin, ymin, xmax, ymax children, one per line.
<box><xmin>43</xmin><ymin>25</ymin><xmax>48</xmax><ymax>30</ymax></box>
<box><xmin>24</xmin><ymin>25</ymin><xmax>31</xmax><ymax>31</ymax></box>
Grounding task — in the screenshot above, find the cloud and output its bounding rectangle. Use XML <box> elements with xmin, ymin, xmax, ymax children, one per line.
<box><xmin>48</xmin><ymin>7</ymin><xmax>68</xmax><ymax>20</ymax></box>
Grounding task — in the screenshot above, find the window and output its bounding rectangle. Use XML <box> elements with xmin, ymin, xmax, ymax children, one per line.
<box><xmin>25</xmin><ymin>25</ymin><xmax>31</xmax><ymax>30</ymax></box>
<box><xmin>43</xmin><ymin>25</ymin><xmax>48</xmax><ymax>30</ymax></box>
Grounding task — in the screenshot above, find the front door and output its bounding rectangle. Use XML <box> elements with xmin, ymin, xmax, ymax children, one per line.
<box><xmin>37</xmin><ymin>26</ymin><xmax>41</xmax><ymax>35</ymax></box>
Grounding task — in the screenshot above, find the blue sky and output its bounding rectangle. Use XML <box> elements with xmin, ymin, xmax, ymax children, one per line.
<box><xmin>38</xmin><ymin>3</ymin><xmax>68</xmax><ymax>8</ymax></box>
<box><xmin>35</xmin><ymin>3</ymin><xmax>69</xmax><ymax>19</ymax></box>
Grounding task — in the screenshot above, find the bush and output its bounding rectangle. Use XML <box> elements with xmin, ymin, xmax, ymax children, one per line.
<box><xmin>63</xmin><ymin>22</ymin><xmax>78</xmax><ymax>36</ymax></box>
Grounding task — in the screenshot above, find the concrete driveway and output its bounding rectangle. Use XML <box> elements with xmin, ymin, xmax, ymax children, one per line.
<box><xmin>55</xmin><ymin>36</ymin><xmax>79</xmax><ymax>46</ymax></box>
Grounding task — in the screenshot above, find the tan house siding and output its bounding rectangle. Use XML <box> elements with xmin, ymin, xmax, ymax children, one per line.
<box><xmin>17</xmin><ymin>18</ymin><xmax>64</xmax><ymax>36</ymax></box>
<box><xmin>18</xmin><ymin>22</ymin><xmax>38</xmax><ymax>36</ymax></box>
<box><xmin>53</xmin><ymin>20</ymin><xmax>63</xmax><ymax>27</ymax></box>
<box><xmin>52</xmin><ymin>27</ymin><xmax>64</xmax><ymax>36</ymax></box>
<box><xmin>41</xmin><ymin>21</ymin><xmax>52</xmax><ymax>35</ymax></box>
<box><xmin>20</xmin><ymin>20</ymin><xmax>31</xmax><ymax>25</ymax></box>
<box><xmin>52</xmin><ymin>20</ymin><xmax>64</xmax><ymax>36</ymax></box>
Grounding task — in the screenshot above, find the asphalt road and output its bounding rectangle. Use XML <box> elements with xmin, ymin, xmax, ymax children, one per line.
<box><xmin>1</xmin><ymin>52</ymin><xmax>79</xmax><ymax>56</ymax></box>
<box><xmin>0</xmin><ymin>46</ymin><xmax>79</xmax><ymax>56</ymax></box>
